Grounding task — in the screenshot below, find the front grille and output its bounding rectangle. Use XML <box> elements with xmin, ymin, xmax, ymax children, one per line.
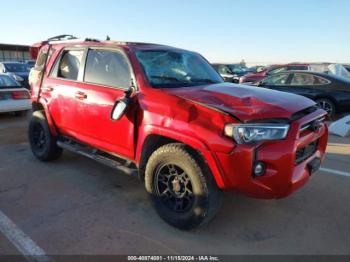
<box><xmin>295</xmin><ymin>140</ymin><xmax>318</xmax><ymax>165</ymax></box>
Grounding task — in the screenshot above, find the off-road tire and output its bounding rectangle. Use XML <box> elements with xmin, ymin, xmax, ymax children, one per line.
<box><xmin>28</xmin><ymin>111</ymin><xmax>62</xmax><ymax>161</ymax></box>
<box><xmin>145</xmin><ymin>143</ymin><xmax>222</xmax><ymax>230</ymax></box>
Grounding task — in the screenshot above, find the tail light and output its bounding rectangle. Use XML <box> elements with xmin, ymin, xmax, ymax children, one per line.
<box><xmin>12</xmin><ymin>91</ymin><xmax>30</xmax><ymax>100</ymax></box>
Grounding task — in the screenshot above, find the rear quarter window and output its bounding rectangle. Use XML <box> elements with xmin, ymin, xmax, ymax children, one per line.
<box><xmin>51</xmin><ymin>50</ymin><xmax>84</xmax><ymax>81</ymax></box>
<box><xmin>34</xmin><ymin>47</ymin><xmax>54</xmax><ymax>70</ymax></box>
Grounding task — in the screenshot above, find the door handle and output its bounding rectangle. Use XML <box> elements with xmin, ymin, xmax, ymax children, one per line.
<box><xmin>75</xmin><ymin>91</ymin><xmax>87</xmax><ymax>100</ymax></box>
<box><xmin>42</xmin><ymin>86</ymin><xmax>54</xmax><ymax>92</ymax></box>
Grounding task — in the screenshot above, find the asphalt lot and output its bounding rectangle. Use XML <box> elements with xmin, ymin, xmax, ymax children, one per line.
<box><xmin>0</xmin><ymin>113</ymin><xmax>349</xmax><ymax>256</ymax></box>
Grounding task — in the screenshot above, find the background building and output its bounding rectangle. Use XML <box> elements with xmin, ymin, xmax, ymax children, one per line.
<box><xmin>0</xmin><ymin>43</ymin><xmax>31</xmax><ymax>62</ymax></box>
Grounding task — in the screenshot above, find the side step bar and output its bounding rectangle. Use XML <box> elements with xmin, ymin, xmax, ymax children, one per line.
<box><xmin>57</xmin><ymin>139</ymin><xmax>138</xmax><ymax>177</ymax></box>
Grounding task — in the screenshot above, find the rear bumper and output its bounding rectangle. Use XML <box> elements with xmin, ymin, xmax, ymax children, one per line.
<box><xmin>211</xmin><ymin>109</ymin><xmax>328</xmax><ymax>199</ymax></box>
<box><xmin>0</xmin><ymin>99</ymin><xmax>31</xmax><ymax>113</ymax></box>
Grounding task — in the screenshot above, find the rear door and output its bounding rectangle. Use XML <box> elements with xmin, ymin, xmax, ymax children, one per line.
<box><xmin>42</xmin><ymin>48</ymin><xmax>86</xmax><ymax>138</ymax></box>
<box><xmin>76</xmin><ymin>47</ymin><xmax>136</xmax><ymax>159</ymax></box>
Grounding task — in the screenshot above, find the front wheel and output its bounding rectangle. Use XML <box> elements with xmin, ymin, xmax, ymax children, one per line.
<box><xmin>316</xmin><ymin>98</ymin><xmax>336</xmax><ymax>118</ymax></box>
<box><xmin>28</xmin><ymin>111</ymin><xmax>62</xmax><ymax>161</ymax></box>
<box><xmin>145</xmin><ymin>143</ymin><xmax>222</xmax><ymax>230</ymax></box>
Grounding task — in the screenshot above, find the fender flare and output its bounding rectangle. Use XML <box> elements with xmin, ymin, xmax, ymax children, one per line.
<box><xmin>136</xmin><ymin>125</ymin><xmax>227</xmax><ymax>189</ymax></box>
<box><xmin>35</xmin><ymin>98</ymin><xmax>58</xmax><ymax>136</ymax></box>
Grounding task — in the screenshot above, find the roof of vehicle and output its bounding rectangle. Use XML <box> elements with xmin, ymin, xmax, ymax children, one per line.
<box><xmin>270</xmin><ymin>70</ymin><xmax>350</xmax><ymax>83</ymax></box>
<box><xmin>45</xmin><ymin>39</ymin><xmax>184</xmax><ymax>51</ymax></box>
<box><xmin>275</xmin><ymin>70</ymin><xmax>328</xmax><ymax>76</ymax></box>
<box><xmin>31</xmin><ymin>35</ymin><xmax>193</xmax><ymax>59</ymax></box>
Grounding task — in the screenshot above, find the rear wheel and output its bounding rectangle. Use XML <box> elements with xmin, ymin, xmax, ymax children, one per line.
<box><xmin>28</xmin><ymin>111</ymin><xmax>62</xmax><ymax>161</ymax></box>
<box><xmin>316</xmin><ymin>98</ymin><xmax>336</xmax><ymax>118</ymax></box>
<box><xmin>145</xmin><ymin>143</ymin><xmax>222</xmax><ymax>230</ymax></box>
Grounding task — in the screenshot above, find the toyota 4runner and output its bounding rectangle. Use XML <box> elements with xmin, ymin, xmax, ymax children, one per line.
<box><xmin>28</xmin><ymin>35</ymin><xmax>328</xmax><ymax>230</ymax></box>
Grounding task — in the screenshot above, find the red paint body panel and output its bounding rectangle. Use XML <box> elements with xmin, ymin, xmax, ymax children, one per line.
<box><xmin>30</xmin><ymin>41</ymin><xmax>328</xmax><ymax>199</ymax></box>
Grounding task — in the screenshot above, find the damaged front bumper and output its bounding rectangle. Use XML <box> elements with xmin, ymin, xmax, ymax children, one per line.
<box><xmin>210</xmin><ymin>109</ymin><xmax>328</xmax><ymax>199</ymax></box>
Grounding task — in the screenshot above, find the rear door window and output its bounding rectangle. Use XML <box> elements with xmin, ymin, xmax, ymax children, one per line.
<box><xmin>52</xmin><ymin>50</ymin><xmax>84</xmax><ymax>81</ymax></box>
<box><xmin>84</xmin><ymin>49</ymin><xmax>131</xmax><ymax>89</ymax></box>
<box><xmin>314</xmin><ymin>76</ymin><xmax>331</xmax><ymax>85</ymax></box>
<box><xmin>291</xmin><ymin>73</ymin><xmax>330</xmax><ymax>86</ymax></box>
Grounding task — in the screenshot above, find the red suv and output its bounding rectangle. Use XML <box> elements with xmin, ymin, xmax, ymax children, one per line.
<box><xmin>28</xmin><ymin>36</ymin><xmax>328</xmax><ymax>230</ymax></box>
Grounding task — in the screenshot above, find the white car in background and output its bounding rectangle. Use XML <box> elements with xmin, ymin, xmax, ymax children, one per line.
<box><xmin>328</xmin><ymin>64</ymin><xmax>350</xmax><ymax>79</ymax></box>
<box><xmin>0</xmin><ymin>74</ymin><xmax>31</xmax><ymax>116</ymax></box>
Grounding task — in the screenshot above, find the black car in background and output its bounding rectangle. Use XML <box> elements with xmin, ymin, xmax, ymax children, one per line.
<box><xmin>212</xmin><ymin>63</ymin><xmax>247</xmax><ymax>83</ymax></box>
<box><xmin>0</xmin><ymin>62</ymin><xmax>30</xmax><ymax>89</ymax></box>
<box><xmin>257</xmin><ymin>71</ymin><xmax>350</xmax><ymax>118</ymax></box>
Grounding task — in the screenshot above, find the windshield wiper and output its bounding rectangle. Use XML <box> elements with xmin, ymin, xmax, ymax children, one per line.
<box><xmin>190</xmin><ymin>78</ymin><xmax>219</xmax><ymax>84</ymax></box>
<box><xmin>150</xmin><ymin>75</ymin><xmax>182</xmax><ymax>82</ymax></box>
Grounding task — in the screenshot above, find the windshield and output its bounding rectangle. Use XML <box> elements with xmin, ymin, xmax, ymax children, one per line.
<box><xmin>135</xmin><ymin>50</ymin><xmax>223</xmax><ymax>88</ymax></box>
<box><xmin>4</xmin><ymin>63</ymin><xmax>29</xmax><ymax>73</ymax></box>
<box><xmin>0</xmin><ymin>75</ymin><xmax>21</xmax><ymax>87</ymax></box>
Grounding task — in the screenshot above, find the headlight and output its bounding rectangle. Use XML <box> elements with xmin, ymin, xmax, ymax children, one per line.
<box><xmin>224</xmin><ymin>123</ymin><xmax>290</xmax><ymax>144</ymax></box>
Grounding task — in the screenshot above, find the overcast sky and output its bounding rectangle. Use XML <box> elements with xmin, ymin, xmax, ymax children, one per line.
<box><xmin>1</xmin><ymin>0</ymin><xmax>349</xmax><ymax>64</ymax></box>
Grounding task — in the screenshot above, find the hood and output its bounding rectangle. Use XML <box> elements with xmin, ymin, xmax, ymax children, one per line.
<box><xmin>164</xmin><ymin>83</ymin><xmax>316</xmax><ymax>122</ymax></box>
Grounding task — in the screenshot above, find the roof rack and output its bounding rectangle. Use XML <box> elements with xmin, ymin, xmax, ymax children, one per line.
<box><xmin>106</xmin><ymin>40</ymin><xmax>163</xmax><ymax>46</ymax></box>
<box><xmin>44</xmin><ymin>35</ymin><xmax>101</xmax><ymax>45</ymax></box>
<box><xmin>47</xmin><ymin>34</ymin><xmax>78</xmax><ymax>42</ymax></box>
<box><xmin>84</xmin><ymin>38</ymin><xmax>101</xmax><ymax>42</ymax></box>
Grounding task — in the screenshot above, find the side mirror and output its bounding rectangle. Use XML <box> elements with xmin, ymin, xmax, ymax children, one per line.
<box><xmin>111</xmin><ymin>98</ymin><xmax>129</xmax><ymax>121</ymax></box>
<box><xmin>110</xmin><ymin>87</ymin><xmax>133</xmax><ymax>121</ymax></box>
